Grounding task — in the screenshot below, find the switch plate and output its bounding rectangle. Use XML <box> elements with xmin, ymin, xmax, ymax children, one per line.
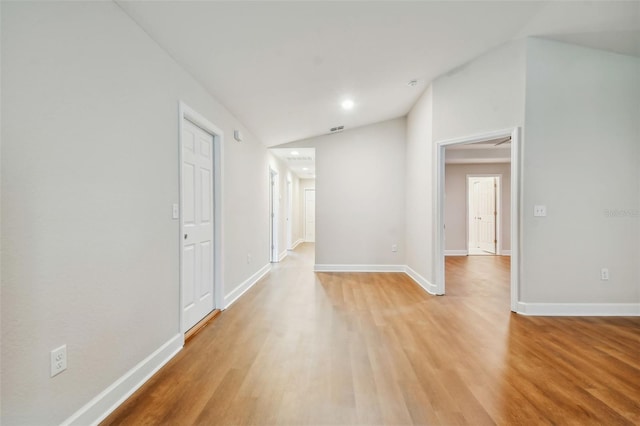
<box><xmin>534</xmin><ymin>205</ymin><xmax>547</xmax><ymax>217</ymax></box>
<box><xmin>172</xmin><ymin>204</ymin><xmax>179</xmax><ymax>219</ymax></box>
<box><xmin>50</xmin><ymin>345</ymin><xmax>67</xmax><ymax>377</ymax></box>
<box><xmin>601</xmin><ymin>268</ymin><xmax>609</xmax><ymax>281</ymax></box>
<box><xmin>391</xmin><ymin>244</ymin><xmax>398</xmax><ymax>253</ymax></box>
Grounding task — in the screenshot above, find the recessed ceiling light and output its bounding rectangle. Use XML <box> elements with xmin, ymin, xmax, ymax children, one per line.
<box><xmin>341</xmin><ymin>99</ymin><xmax>354</xmax><ymax>110</ymax></box>
<box><xmin>291</xmin><ymin>150</ymin><xmax>299</xmax><ymax>155</ymax></box>
<box><xmin>303</xmin><ymin>167</ymin><xmax>309</xmax><ymax>171</ymax></box>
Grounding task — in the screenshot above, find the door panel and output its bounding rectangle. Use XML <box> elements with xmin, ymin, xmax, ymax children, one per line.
<box><xmin>182</xmin><ymin>119</ymin><xmax>215</xmax><ymax>332</ymax></box>
<box><xmin>305</xmin><ymin>189</ymin><xmax>315</xmax><ymax>242</ymax></box>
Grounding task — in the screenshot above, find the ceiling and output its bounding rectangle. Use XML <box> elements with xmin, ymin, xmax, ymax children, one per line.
<box><xmin>270</xmin><ymin>148</ymin><xmax>316</xmax><ymax>179</ymax></box>
<box><xmin>116</xmin><ymin>1</ymin><xmax>640</xmax><ymax>147</ymax></box>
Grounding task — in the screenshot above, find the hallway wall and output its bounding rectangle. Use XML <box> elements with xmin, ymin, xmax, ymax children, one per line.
<box><xmin>1</xmin><ymin>2</ymin><xmax>272</xmax><ymax>424</ymax></box>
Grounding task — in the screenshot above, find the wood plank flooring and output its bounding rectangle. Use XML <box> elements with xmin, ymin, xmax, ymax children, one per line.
<box><xmin>103</xmin><ymin>246</ymin><xmax>640</xmax><ymax>425</ymax></box>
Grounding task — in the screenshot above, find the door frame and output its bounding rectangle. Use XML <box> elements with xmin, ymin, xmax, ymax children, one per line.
<box><xmin>269</xmin><ymin>168</ymin><xmax>279</xmax><ymax>262</ymax></box>
<box><xmin>435</xmin><ymin>127</ymin><xmax>520</xmax><ymax>312</ymax></box>
<box><xmin>466</xmin><ymin>174</ymin><xmax>502</xmax><ymax>255</ymax></box>
<box><xmin>178</xmin><ymin>101</ymin><xmax>224</xmax><ymax>336</ymax></box>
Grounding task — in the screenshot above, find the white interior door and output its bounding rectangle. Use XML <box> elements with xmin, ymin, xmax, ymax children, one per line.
<box><xmin>182</xmin><ymin>119</ymin><xmax>215</xmax><ymax>332</ymax></box>
<box><xmin>270</xmin><ymin>169</ymin><xmax>278</xmax><ymax>262</ymax></box>
<box><xmin>287</xmin><ymin>179</ymin><xmax>292</xmax><ymax>250</ymax></box>
<box><xmin>468</xmin><ymin>177</ymin><xmax>496</xmax><ymax>254</ymax></box>
<box><xmin>304</xmin><ymin>189</ymin><xmax>315</xmax><ymax>242</ymax></box>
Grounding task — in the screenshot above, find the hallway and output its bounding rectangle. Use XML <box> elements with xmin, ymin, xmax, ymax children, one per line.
<box><xmin>104</xmin><ymin>245</ymin><xmax>640</xmax><ymax>425</ymax></box>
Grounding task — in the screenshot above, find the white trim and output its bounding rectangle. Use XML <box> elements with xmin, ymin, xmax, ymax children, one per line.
<box><xmin>278</xmin><ymin>249</ymin><xmax>287</xmax><ymax>262</ymax></box>
<box><xmin>269</xmin><ymin>168</ymin><xmax>279</xmax><ymax>263</ymax></box>
<box><xmin>444</xmin><ymin>250</ymin><xmax>468</xmax><ymax>256</ymax></box>
<box><xmin>314</xmin><ymin>264</ymin><xmax>405</xmax><ymax>273</ymax></box>
<box><xmin>289</xmin><ymin>238</ymin><xmax>304</xmax><ymax>250</ymax></box>
<box><xmin>62</xmin><ymin>334</ymin><xmax>183</xmax><ymax>426</ymax></box>
<box><xmin>404</xmin><ymin>266</ymin><xmax>438</xmax><ymax>295</ymax></box>
<box><xmin>224</xmin><ymin>263</ymin><xmax>271</xmax><ymax>309</ymax></box>
<box><xmin>502</xmin><ymin>250</ymin><xmax>512</xmax><ymax>256</ymax></box>
<box><xmin>178</xmin><ymin>101</ymin><xmax>224</xmax><ymax>334</ymax></box>
<box><xmin>517</xmin><ymin>302</ymin><xmax>640</xmax><ymax>316</ymax></box>
<box><xmin>435</xmin><ymin>127</ymin><xmax>521</xmax><ymax>311</ymax></box>
<box><xmin>303</xmin><ymin>188</ymin><xmax>315</xmax><ymax>243</ymax></box>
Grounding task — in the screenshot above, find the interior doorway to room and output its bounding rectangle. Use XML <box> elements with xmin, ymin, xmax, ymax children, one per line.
<box><xmin>467</xmin><ymin>175</ymin><xmax>501</xmax><ymax>255</ymax></box>
<box><xmin>304</xmin><ymin>189</ymin><xmax>316</xmax><ymax>242</ymax></box>
<box><xmin>436</xmin><ymin>129</ymin><xmax>520</xmax><ymax>311</ymax></box>
<box><xmin>269</xmin><ymin>168</ymin><xmax>279</xmax><ymax>263</ymax></box>
<box><xmin>179</xmin><ymin>102</ymin><xmax>223</xmax><ymax>335</ymax></box>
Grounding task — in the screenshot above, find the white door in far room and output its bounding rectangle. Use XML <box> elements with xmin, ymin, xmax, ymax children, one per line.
<box><xmin>269</xmin><ymin>169</ymin><xmax>279</xmax><ymax>262</ymax></box>
<box><xmin>468</xmin><ymin>176</ymin><xmax>497</xmax><ymax>255</ymax></box>
<box><xmin>182</xmin><ymin>119</ymin><xmax>215</xmax><ymax>332</ymax></box>
<box><xmin>304</xmin><ymin>189</ymin><xmax>315</xmax><ymax>242</ymax></box>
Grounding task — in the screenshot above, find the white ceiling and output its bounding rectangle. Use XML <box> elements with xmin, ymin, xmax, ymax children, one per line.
<box><xmin>270</xmin><ymin>148</ymin><xmax>316</xmax><ymax>179</ymax></box>
<box><xmin>117</xmin><ymin>1</ymin><xmax>640</xmax><ymax>147</ymax></box>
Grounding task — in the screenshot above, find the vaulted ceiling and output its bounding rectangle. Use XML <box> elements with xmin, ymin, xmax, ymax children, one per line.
<box><xmin>117</xmin><ymin>1</ymin><xmax>640</xmax><ymax>147</ymax></box>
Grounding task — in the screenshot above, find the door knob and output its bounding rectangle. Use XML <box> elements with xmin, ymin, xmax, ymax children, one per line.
<box><xmin>184</xmin><ymin>234</ymin><xmax>188</xmax><ymax>239</ymax></box>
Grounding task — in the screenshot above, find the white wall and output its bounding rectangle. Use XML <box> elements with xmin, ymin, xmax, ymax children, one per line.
<box><xmin>432</xmin><ymin>40</ymin><xmax>526</xmax><ymax>142</ymax></box>
<box><xmin>1</xmin><ymin>2</ymin><xmax>271</xmax><ymax>424</ymax></box>
<box><xmin>444</xmin><ymin>163</ymin><xmax>511</xmax><ymax>253</ymax></box>
<box><xmin>522</xmin><ymin>38</ymin><xmax>640</xmax><ymax>304</ymax></box>
<box><xmin>280</xmin><ymin>118</ymin><xmax>406</xmax><ymax>267</ymax></box>
<box><xmin>405</xmin><ymin>85</ymin><xmax>434</xmax><ymax>281</ymax></box>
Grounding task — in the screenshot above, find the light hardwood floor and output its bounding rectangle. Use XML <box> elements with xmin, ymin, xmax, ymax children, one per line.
<box><xmin>103</xmin><ymin>245</ymin><xmax>640</xmax><ymax>425</ymax></box>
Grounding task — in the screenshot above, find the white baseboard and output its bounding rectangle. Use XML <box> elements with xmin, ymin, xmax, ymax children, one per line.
<box><xmin>314</xmin><ymin>264</ymin><xmax>405</xmax><ymax>272</ymax></box>
<box><xmin>224</xmin><ymin>263</ymin><xmax>271</xmax><ymax>309</ymax></box>
<box><xmin>62</xmin><ymin>333</ymin><xmax>183</xmax><ymax>426</ymax></box>
<box><xmin>278</xmin><ymin>250</ymin><xmax>287</xmax><ymax>262</ymax></box>
<box><xmin>290</xmin><ymin>239</ymin><xmax>304</xmax><ymax>250</ymax></box>
<box><xmin>444</xmin><ymin>250</ymin><xmax>468</xmax><ymax>256</ymax></box>
<box><xmin>501</xmin><ymin>250</ymin><xmax>511</xmax><ymax>256</ymax></box>
<box><xmin>404</xmin><ymin>266</ymin><xmax>439</xmax><ymax>295</ymax></box>
<box><xmin>517</xmin><ymin>302</ymin><xmax>640</xmax><ymax>316</ymax></box>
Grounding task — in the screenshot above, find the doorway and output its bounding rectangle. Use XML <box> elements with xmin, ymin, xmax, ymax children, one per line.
<box><xmin>179</xmin><ymin>102</ymin><xmax>223</xmax><ymax>335</ymax></box>
<box><xmin>270</xmin><ymin>168</ymin><xmax>279</xmax><ymax>262</ymax></box>
<box><xmin>436</xmin><ymin>128</ymin><xmax>520</xmax><ymax>311</ymax></box>
<box><xmin>467</xmin><ymin>175</ymin><xmax>501</xmax><ymax>255</ymax></box>
<box><xmin>304</xmin><ymin>189</ymin><xmax>315</xmax><ymax>242</ymax></box>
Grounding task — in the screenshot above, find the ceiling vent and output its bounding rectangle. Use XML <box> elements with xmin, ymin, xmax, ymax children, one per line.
<box><xmin>329</xmin><ymin>125</ymin><xmax>344</xmax><ymax>134</ymax></box>
<box><xmin>285</xmin><ymin>156</ymin><xmax>313</xmax><ymax>161</ymax></box>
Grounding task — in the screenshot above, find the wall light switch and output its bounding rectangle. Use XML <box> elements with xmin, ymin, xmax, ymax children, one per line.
<box><xmin>172</xmin><ymin>204</ymin><xmax>179</xmax><ymax>219</ymax></box>
<box><xmin>533</xmin><ymin>205</ymin><xmax>547</xmax><ymax>217</ymax></box>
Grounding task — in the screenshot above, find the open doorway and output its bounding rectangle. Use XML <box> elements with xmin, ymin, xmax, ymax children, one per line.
<box><xmin>436</xmin><ymin>128</ymin><xmax>520</xmax><ymax>311</ymax></box>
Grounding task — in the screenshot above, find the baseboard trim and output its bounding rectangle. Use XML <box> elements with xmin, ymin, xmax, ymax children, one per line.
<box><xmin>517</xmin><ymin>302</ymin><xmax>640</xmax><ymax>316</ymax></box>
<box><xmin>278</xmin><ymin>250</ymin><xmax>287</xmax><ymax>262</ymax></box>
<box><xmin>314</xmin><ymin>264</ymin><xmax>405</xmax><ymax>273</ymax></box>
<box><xmin>290</xmin><ymin>239</ymin><xmax>304</xmax><ymax>250</ymax></box>
<box><xmin>501</xmin><ymin>250</ymin><xmax>512</xmax><ymax>256</ymax></box>
<box><xmin>224</xmin><ymin>263</ymin><xmax>271</xmax><ymax>309</ymax></box>
<box><xmin>444</xmin><ymin>250</ymin><xmax>468</xmax><ymax>256</ymax></box>
<box><xmin>404</xmin><ymin>266</ymin><xmax>439</xmax><ymax>295</ymax></box>
<box><xmin>62</xmin><ymin>333</ymin><xmax>183</xmax><ymax>426</ymax></box>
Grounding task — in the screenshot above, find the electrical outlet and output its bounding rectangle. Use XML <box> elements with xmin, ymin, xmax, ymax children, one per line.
<box><xmin>50</xmin><ymin>345</ymin><xmax>67</xmax><ymax>377</ymax></box>
<box><xmin>391</xmin><ymin>244</ymin><xmax>398</xmax><ymax>253</ymax></box>
<box><xmin>247</xmin><ymin>253</ymin><xmax>252</xmax><ymax>264</ymax></box>
<box><xmin>533</xmin><ymin>205</ymin><xmax>547</xmax><ymax>217</ymax></box>
<box><xmin>172</xmin><ymin>203</ymin><xmax>179</xmax><ymax>219</ymax></box>
<box><xmin>600</xmin><ymin>268</ymin><xmax>609</xmax><ymax>281</ymax></box>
